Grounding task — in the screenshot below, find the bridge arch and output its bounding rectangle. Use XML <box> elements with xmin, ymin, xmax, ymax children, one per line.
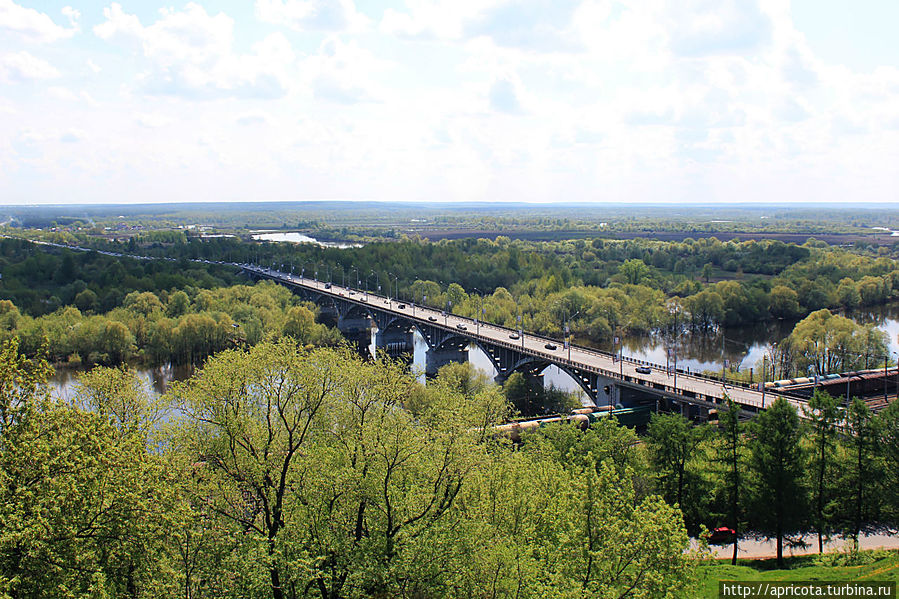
<box><xmin>503</xmin><ymin>357</ymin><xmax>597</xmax><ymax>402</ymax></box>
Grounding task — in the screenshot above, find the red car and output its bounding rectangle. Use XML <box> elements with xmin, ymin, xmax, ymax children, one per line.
<box><xmin>707</xmin><ymin>527</ymin><xmax>736</xmax><ymax>544</ymax></box>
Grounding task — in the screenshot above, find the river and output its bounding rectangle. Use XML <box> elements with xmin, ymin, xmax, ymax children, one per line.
<box><xmin>251</xmin><ymin>231</ymin><xmax>361</xmax><ymax>248</ymax></box>
<box><xmin>49</xmin><ymin>363</ymin><xmax>194</xmax><ymax>402</ymax></box>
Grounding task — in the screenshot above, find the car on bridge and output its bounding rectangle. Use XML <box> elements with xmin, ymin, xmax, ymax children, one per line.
<box><xmin>324</xmin><ymin>283</ymin><xmax>331</xmax><ymax>289</ymax></box>
<box><xmin>428</xmin><ymin>316</ymin><xmax>438</xmax><ymax>322</ymax></box>
<box><xmin>456</xmin><ymin>323</ymin><xmax>467</xmax><ymax>330</ymax></box>
<box><xmin>544</xmin><ymin>343</ymin><xmax>557</xmax><ymax>350</ymax></box>
<box><xmin>509</xmin><ymin>333</ymin><xmax>520</xmax><ymax>340</ymax></box>
<box><xmin>635</xmin><ymin>366</ymin><xmax>652</xmax><ymax>374</ymax></box>
<box><xmin>397</xmin><ymin>304</ymin><xmax>406</xmax><ymax>309</ymax></box>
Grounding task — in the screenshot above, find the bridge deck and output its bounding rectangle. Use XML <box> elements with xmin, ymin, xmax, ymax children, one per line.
<box><xmin>246</xmin><ymin>266</ymin><xmax>802</xmax><ymax>413</ymax></box>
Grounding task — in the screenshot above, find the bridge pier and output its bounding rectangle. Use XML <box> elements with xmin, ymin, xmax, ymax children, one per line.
<box><xmin>374</xmin><ymin>326</ymin><xmax>414</xmax><ymax>358</ymax></box>
<box><xmin>425</xmin><ymin>342</ymin><xmax>469</xmax><ymax>376</ymax></box>
<box><xmin>337</xmin><ymin>315</ymin><xmax>371</xmax><ymax>334</ymax></box>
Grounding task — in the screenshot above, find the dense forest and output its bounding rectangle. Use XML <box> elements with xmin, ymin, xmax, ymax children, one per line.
<box><xmin>3</xmin><ymin>337</ymin><xmax>899</xmax><ymax>598</ymax></box>
<box><xmin>3</xmin><ymin>234</ymin><xmax>896</xmax><ymax>380</ymax></box>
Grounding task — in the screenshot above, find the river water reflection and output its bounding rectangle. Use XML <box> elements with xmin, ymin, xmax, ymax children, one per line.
<box><xmin>603</xmin><ymin>302</ymin><xmax>899</xmax><ymax>375</ymax></box>
<box><xmin>50</xmin><ymin>363</ymin><xmax>195</xmax><ymax>401</ymax></box>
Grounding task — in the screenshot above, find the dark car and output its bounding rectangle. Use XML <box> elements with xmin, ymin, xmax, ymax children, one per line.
<box><xmin>635</xmin><ymin>366</ymin><xmax>652</xmax><ymax>374</ymax></box>
<box><xmin>456</xmin><ymin>323</ymin><xmax>467</xmax><ymax>330</ymax></box>
<box><xmin>509</xmin><ymin>333</ymin><xmax>520</xmax><ymax>340</ymax></box>
<box><xmin>707</xmin><ymin>527</ymin><xmax>736</xmax><ymax>544</ymax></box>
<box><xmin>544</xmin><ymin>343</ymin><xmax>557</xmax><ymax>350</ymax></box>
<box><xmin>397</xmin><ymin>303</ymin><xmax>406</xmax><ymax>309</ymax></box>
<box><xmin>324</xmin><ymin>283</ymin><xmax>332</xmax><ymax>289</ymax></box>
<box><xmin>428</xmin><ymin>316</ymin><xmax>438</xmax><ymax>322</ymax></box>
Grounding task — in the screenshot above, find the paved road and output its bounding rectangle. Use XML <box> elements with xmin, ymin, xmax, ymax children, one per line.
<box><xmin>247</xmin><ymin>266</ymin><xmax>801</xmax><ymax>413</ymax></box>
<box><xmin>699</xmin><ymin>532</ymin><xmax>899</xmax><ymax>560</ymax></box>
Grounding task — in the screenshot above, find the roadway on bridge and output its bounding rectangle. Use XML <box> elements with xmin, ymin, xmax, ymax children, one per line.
<box><xmin>248</xmin><ymin>266</ymin><xmax>800</xmax><ymax>412</ymax></box>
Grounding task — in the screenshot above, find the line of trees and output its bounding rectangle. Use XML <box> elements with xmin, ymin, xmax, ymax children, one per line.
<box><xmin>0</xmin><ymin>281</ymin><xmax>342</xmax><ymax>367</ymax></box>
<box><xmin>5</xmin><ymin>236</ymin><xmax>899</xmax><ymax>350</ymax></box>
<box><xmin>646</xmin><ymin>392</ymin><xmax>899</xmax><ymax>568</ymax></box>
<box><xmin>0</xmin><ymin>238</ymin><xmax>240</xmax><ymax>316</ymax></box>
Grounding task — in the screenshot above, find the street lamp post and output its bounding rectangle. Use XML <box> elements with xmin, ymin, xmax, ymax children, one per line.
<box><xmin>667</xmin><ymin>301</ymin><xmax>680</xmax><ymax>393</ymax></box>
<box><xmin>893</xmin><ymin>352</ymin><xmax>899</xmax><ymax>402</ymax></box>
<box><xmin>365</xmin><ymin>273</ymin><xmax>374</xmax><ymax>300</ymax></box>
<box><xmin>517</xmin><ymin>313</ymin><xmax>523</xmax><ymax>350</ymax></box>
<box><xmin>615</xmin><ymin>333</ymin><xmax>623</xmax><ymax>378</ymax></box>
<box><xmin>565</xmin><ymin>310</ymin><xmax>580</xmax><ymax>361</ymax></box>
<box><xmin>888</xmin><ymin>353</ymin><xmax>895</xmax><ymax>404</ymax></box>
<box><xmin>769</xmin><ymin>342</ymin><xmax>777</xmax><ymax>381</ymax></box>
<box><xmin>473</xmin><ymin>288</ymin><xmax>484</xmax><ymax>335</ymax></box>
<box><xmin>388</xmin><ymin>273</ymin><xmax>399</xmax><ymax>306</ymax></box>
<box><xmin>351</xmin><ymin>267</ymin><xmax>359</xmax><ymax>290</ymax></box>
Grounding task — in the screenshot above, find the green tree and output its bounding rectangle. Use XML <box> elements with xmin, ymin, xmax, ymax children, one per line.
<box><xmin>282</xmin><ymin>304</ymin><xmax>315</xmax><ymax>342</ymax></box>
<box><xmin>0</xmin><ymin>340</ymin><xmax>181</xmax><ymax>598</ymax></box>
<box><xmin>515</xmin><ymin>423</ymin><xmax>698</xmax><ymax>597</ymax></box>
<box><xmin>748</xmin><ymin>398</ymin><xmax>807</xmax><ymax>568</ymax></box>
<box><xmin>803</xmin><ymin>389</ymin><xmax>840</xmax><ymax>553</ymax></box>
<box><xmin>837</xmin><ymin>278</ymin><xmax>861</xmax><ymax>309</ymax></box>
<box><xmin>835</xmin><ymin>398</ymin><xmax>881</xmax><ymax>548</ymax></box>
<box><xmin>877</xmin><ymin>400</ymin><xmax>899</xmax><ymax>528</ymax></box>
<box><xmin>717</xmin><ymin>396</ymin><xmax>745</xmax><ymax>565</ymax></box>
<box><xmin>618</xmin><ymin>259</ymin><xmax>651</xmax><ymax>285</ymax></box>
<box><xmin>74</xmin><ymin>288</ymin><xmax>99</xmax><ymax>313</ymax></box>
<box><xmin>646</xmin><ymin>412</ymin><xmax>709</xmax><ymax>532</ymax></box>
<box><xmin>768</xmin><ymin>285</ymin><xmax>800</xmax><ymax>319</ymax></box>
<box><xmin>165</xmin><ymin>290</ymin><xmax>190</xmax><ymax>317</ymax></box>
<box><xmin>174</xmin><ymin>340</ymin><xmax>344</xmax><ymax>599</ymax></box>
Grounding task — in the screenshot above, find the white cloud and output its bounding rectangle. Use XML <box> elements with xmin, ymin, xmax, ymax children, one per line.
<box><xmin>135</xmin><ymin>113</ymin><xmax>172</xmax><ymax>129</ymax></box>
<box><xmin>666</xmin><ymin>0</ymin><xmax>771</xmax><ymax>57</ymax></box>
<box><xmin>306</xmin><ymin>36</ymin><xmax>391</xmax><ymax>104</ymax></box>
<box><xmin>255</xmin><ymin>0</ymin><xmax>368</xmax><ymax>32</ymax></box>
<box><xmin>380</xmin><ymin>0</ymin><xmax>488</xmax><ymax>40</ymax></box>
<box><xmin>95</xmin><ymin>3</ymin><xmax>296</xmax><ymax>100</ymax></box>
<box><xmin>0</xmin><ymin>0</ymin><xmax>79</xmax><ymax>43</ymax></box>
<box><xmin>59</xmin><ymin>129</ymin><xmax>84</xmax><ymax>143</ymax></box>
<box><xmin>0</xmin><ymin>51</ymin><xmax>59</xmax><ymax>82</ymax></box>
<box><xmin>488</xmin><ymin>77</ymin><xmax>522</xmax><ymax>113</ymax></box>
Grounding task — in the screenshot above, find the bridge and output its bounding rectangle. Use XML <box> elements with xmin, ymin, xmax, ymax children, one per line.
<box><xmin>17</xmin><ymin>236</ymin><xmax>892</xmax><ymax>418</ymax></box>
<box><xmin>243</xmin><ymin>264</ymin><xmax>805</xmax><ymax>417</ymax></box>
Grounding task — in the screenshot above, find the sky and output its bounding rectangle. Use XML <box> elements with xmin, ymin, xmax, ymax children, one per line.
<box><xmin>0</xmin><ymin>0</ymin><xmax>898</xmax><ymax>205</ymax></box>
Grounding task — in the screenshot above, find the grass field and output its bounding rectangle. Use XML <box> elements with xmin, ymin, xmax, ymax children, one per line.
<box><xmin>699</xmin><ymin>550</ymin><xmax>899</xmax><ymax>598</ymax></box>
